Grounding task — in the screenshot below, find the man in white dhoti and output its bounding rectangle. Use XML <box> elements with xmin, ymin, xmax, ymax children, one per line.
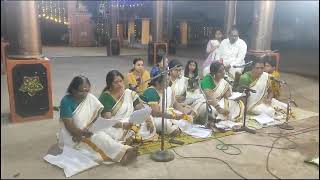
<box><xmin>215</xmin><ymin>27</ymin><xmax>247</xmax><ymax>80</ymax></box>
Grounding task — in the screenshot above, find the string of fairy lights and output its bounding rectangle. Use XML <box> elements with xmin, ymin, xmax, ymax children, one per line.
<box><xmin>96</xmin><ymin>1</ymin><xmax>110</xmax><ymax>38</ymax></box>
<box><xmin>37</xmin><ymin>0</ymin><xmax>145</xmax><ymax>40</ymax></box>
<box><xmin>111</xmin><ymin>0</ymin><xmax>144</xmax><ymax>8</ymax></box>
<box><xmin>96</xmin><ymin>0</ymin><xmax>144</xmax><ymax>39</ymax></box>
<box><xmin>37</xmin><ymin>0</ymin><xmax>68</xmax><ymax>25</ymax></box>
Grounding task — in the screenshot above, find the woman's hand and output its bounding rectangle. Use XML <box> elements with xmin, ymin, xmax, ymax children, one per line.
<box><xmin>183</xmin><ymin>107</ymin><xmax>193</xmax><ymax>115</ymax></box>
<box><xmin>72</xmin><ymin>135</ymin><xmax>82</xmax><ymax>143</ymax></box>
<box><xmin>123</xmin><ymin>122</ymin><xmax>133</xmax><ymax>130</ymax></box>
<box><xmin>113</xmin><ymin>122</ymin><xmax>123</xmax><ymax>128</ymax></box>
<box><xmin>224</xmin><ymin>89</ymin><xmax>232</xmax><ymax>98</ymax></box>
<box><xmin>225</xmin><ymin>65</ymin><xmax>231</xmax><ymax>71</ymax></box>
<box><xmin>145</xmin><ymin>118</ymin><xmax>154</xmax><ymax>133</ymax></box>
<box><xmin>217</xmin><ymin>107</ymin><xmax>230</xmax><ymax>116</ymax></box>
<box><xmin>82</xmin><ymin>128</ymin><xmax>93</xmax><ymax>138</ymax></box>
<box><xmin>175</xmin><ymin>95</ymin><xmax>186</xmax><ymax>103</ymax></box>
<box><xmin>264</xmin><ymin>98</ymin><xmax>272</xmax><ymax>105</ymax></box>
<box><xmin>175</xmin><ymin>113</ymin><xmax>184</xmax><ymax>120</ymax></box>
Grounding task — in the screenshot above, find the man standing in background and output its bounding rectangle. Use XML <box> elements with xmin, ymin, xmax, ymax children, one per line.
<box><xmin>216</xmin><ymin>27</ymin><xmax>247</xmax><ymax>81</ymax></box>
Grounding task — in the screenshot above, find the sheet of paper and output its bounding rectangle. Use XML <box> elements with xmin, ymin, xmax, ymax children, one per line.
<box><xmin>178</xmin><ymin>120</ymin><xmax>212</xmax><ymax>138</ymax></box>
<box><xmin>43</xmin><ymin>146</ymin><xmax>99</xmax><ymax>177</ymax></box>
<box><xmin>128</xmin><ymin>106</ymin><xmax>152</xmax><ymax>124</ymax></box>
<box><xmin>89</xmin><ymin>117</ymin><xmax>120</xmax><ymax>132</ymax></box>
<box><xmin>215</xmin><ymin>120</ymin><xmax>242</xmax><ymax>130</ymax></box>
<box><xmin>228</xmin><ymin>92</ymin><xmax>244</xmax><ymax>100</ymax></box>
<box><xmin>252</xmin><ymin>113</ymin><xmax>275</xmax><ymax>125</ymax></box>
<box><xmin>185</xmin><ymin>127</ymin><xmax>212</xmax><ymax>138</ymax></box>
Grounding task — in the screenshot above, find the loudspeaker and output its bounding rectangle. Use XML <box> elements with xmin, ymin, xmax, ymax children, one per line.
<box><xmin>6</xmin><ymin>58</ymin><xmax>53</xmax><ymax>123</ymax></box>
<box><xmin>147</xmin><ymin>42</ymin><xmax>168</xmax><ymax>66</ymax></box>
<box><xmin>110</xmin><ymin>39</ymin><xmax>120</xmax><ymax>55</ymax></box>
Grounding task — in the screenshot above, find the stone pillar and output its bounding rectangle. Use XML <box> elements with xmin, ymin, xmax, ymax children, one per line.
<box><xmin>110</xmin><ymin>1</ymin><xmax>120</xmax><ymax>55</ymax></box>
<box><xmin>111</xmin><ymin>1</ymin><xmax>119</xmax><ymax>39</ymax></box>
<box><xmin>224</xmin><ymin>0</ymin><xmax>237</xmax><ymax>36</ymax></box>
<box><xmin>179</xmin><ymin>20</ymin><xmax>188</xmax><ymax>46</ymax></box>
<box><xmin>128</xmin><ymin>20</ymin><xmax>135</xmax><ymax>42</ymax></box>
<box><xmin>153</xmin><ymin>1</ymin><xmax>164</xmax><ymax>42</ymax></box>
<box><xmin>4</xmin><ymin>1</ymin><xmax>53</xmax><ymax>123</ymax></box>
<box><xmin>117</xmin><ymin>23</ymin><xmax>124</xmax><ymax>45</ymax></box>
<box><xmin>167</xmin><ymin>0</ymin><xmax>173</xmax><ymax>40</ymax></box>
<box><xmin>141</xmin><ymin>18</ymin><xmax>150</xmax><ymax>45</ymax></box>
<box><xmin>250</xmin><ymin>1</ymin><xmax>276</xmax><ymax>51</ymax></box>
<box><xmin>6</xmin><ymin>1</ymin><xmax>42</xmax><ymax>58</ymax></box>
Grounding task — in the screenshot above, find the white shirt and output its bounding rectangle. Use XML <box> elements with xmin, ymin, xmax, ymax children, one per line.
<box><xmin>215</xmin><ymin>38</ymin><xmax>247</xmax><ymax>67</ymax></box>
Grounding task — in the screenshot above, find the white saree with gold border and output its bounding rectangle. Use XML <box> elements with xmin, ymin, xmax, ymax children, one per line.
<box><xmin>104</xmin><ymin>89</ymin><xmax>157</xmax><ymax>141</ymax></box>
<box><xmin>212</xmin><ymin>78</ymin><xmax>244</xmax><ymax>121</ymax></box>
<box><xmin>151</xmin><ymin>86</ymin><xmax>181</xmax><ymax>134</ymax></box>
<box><xmin>58</xmin><ymin>93</ymin><xmax>130</xmax><ymax>163</ymax></box>
<box><xmin>247</xmin><ymin>72</ymin><xmax>287</xmax><ymax>118</ymax></box>
<box><xmin>171</xmin><ymin>75</ymin><xmax>203</xmax><ymax>119</ymax></box>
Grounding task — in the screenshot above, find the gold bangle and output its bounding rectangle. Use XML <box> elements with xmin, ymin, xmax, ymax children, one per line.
<box><xmin>171</xmin><ymin>113</ymin><xmax>176</xmax><ymax>119</ymax></box>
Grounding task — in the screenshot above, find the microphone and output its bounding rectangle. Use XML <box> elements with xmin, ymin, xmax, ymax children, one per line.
<box><xmin>233</xmin><ymin>61</ymin><xmax>253</xmax><ymax>68</ymax></box>
<box><xmin>140</xmin><ymin>64</ymin><xmax>181</xmax><ymax>85</ymax></box>
<box><xmin>270</xmin><ymin>76</ymin><xmax>286</xmax><ymax>84</ymax></box>
<box><xmin>223</xmin><ymin>76</ymin><xmax>233</xmax><ymax>85</ymax></box>
<box><xmin>240</xmin><ymin>85</ymin><xmax>256</xmax><ymax>93</ymax></box>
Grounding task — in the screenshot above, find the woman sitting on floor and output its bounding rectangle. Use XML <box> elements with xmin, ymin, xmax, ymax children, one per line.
<box><xmin>127</xmin><ymin>57</ymin><xmax>151</xmax><ymax>94</ymax></box>
<box><xmin>57</xmin><ymin>75</ymin><xmax>137</xmax><ymax>165</ymax></box>
<box><xmin>99</xmin><ymin>70</ymin><xmax>158</xmax><ymax>144</ymax></box>
<box><xmin>167</xmin><ymin>59</ymin><xmax>200</xmax><ymax>122</ymax></box>
<box><xmin>140</xmin><ymin>72</ymin><xmax>193</xmax><ymax>136</ymax></box>
<box><xmin>200</xmin><ymin>61</ymin><xmax>244</xmax><ymax>123</ymax></box>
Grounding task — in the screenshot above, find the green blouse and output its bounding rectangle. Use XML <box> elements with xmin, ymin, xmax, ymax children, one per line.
<box><xmin>200</xmin><ymin>74</ymin><xmax>216</xmax><ymax>90</ymax></box>
<box><xmin>235</xmin><ymin>72</ymin><xmax>253</xmax><ymax>92</ymax></box>
<box><xmin>140</xmin><ymin>87</ymin><xmax>160</xmax><ymax>105</ymax></box>
<box><xmin>60</xmin><ymin>95</ymin><xmax>80</xmax><ymax>119</ymax></box>
<box><xmin>98</xmin><ymin>92</ymin><xmax>116</xmax><ymax>114</ymax></box>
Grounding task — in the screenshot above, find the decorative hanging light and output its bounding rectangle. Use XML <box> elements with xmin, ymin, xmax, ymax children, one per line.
<box><xmin>37</xmin><ymin>0</ymin><xmax>68</xmax><ymax>25</ymax></box>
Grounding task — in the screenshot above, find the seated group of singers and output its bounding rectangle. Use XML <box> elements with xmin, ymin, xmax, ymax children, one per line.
<box><xmin>56</xmin><ymin>27</ymin><xmax>283</xmax><ymax>166</ymax></box>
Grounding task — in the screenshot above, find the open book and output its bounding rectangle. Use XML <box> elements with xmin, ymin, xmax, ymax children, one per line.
<box><xmin>88</xmin><ymin>117</ymin><xmax>120</xmax><ymax>132</ymax></box>
<box><xmin>128</xmin><ymin>106</ymin><xmax>152</xmax><ymax>124</ymax></box>
<box><xmin>88</xmin><ymin>106</ymin><xmax>152</xmax><ymax>133</ymax></box>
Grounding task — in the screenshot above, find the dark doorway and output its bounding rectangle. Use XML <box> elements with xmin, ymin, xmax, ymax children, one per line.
<box><xmin>40</xmin><ymin>20</ymin><xmax>69</xmax><ymax>46</ymax></box>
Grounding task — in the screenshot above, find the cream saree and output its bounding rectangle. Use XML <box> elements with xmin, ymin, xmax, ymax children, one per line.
<box><xmin>152</xmin><ymin>86</ymin><xmax>181</xmax><ymax>134</ymax></box>
<box><xmin>247</xmin><ymin>72</ymin><xmax>286</xmax><ymax>117</ymax></box>
<box><xmin>171</xmin><ymin>75</ymin><xmax>202</xmax><ymax>119</ymax></box>
<box><xmin>58</xmin><ymin>93</ymin><xmax>130</xmax><ymax>163</ymax></box>
<box><xmin>197</xmin><ymin>78</ymin><xmax>244</xmax><ymax>122</ymax></box>
<box><xmin>212</xmin><ymin>79</ymin><xmax>244</xmax><ymax>121</ymax></box>
<box><xmin>171</xmin><ymin>76</ymin><xmax>189</xmax><ymax>99</ymax></box>
<box><xmin>104</xmin><ymin>89</ymin><xmax>158</xmax><ymax>141</ymax></box>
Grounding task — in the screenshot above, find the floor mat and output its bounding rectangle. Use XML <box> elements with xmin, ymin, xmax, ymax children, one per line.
<box><xmin>137</xmin><ymin>131</ymin><xmax>234</xmax><ymax>155</ymax></box>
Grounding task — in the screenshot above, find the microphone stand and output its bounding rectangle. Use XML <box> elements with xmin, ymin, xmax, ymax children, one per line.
<box><xmin>150</xmin><ymin>54</ymin><xmax>175</xmax><ymax>162</ymax></box>
<box><xmin>133</xmin><ymin>63</ymin><xmax>181</xmax><ymax>91</ymax></box>
<box><xmin>278</xmin><ymin>83</ymin><xmax>296</xmax><ymax>130</ymax></box>
<box><xmin>234</xmin><ymin>87</ymin><xmax>256</xmax><ymax>134</ymax></box>
<box><xmin>198</xmin><ymin>81</ymin><xmax>213</xmax><ymax>127</ymax></box>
